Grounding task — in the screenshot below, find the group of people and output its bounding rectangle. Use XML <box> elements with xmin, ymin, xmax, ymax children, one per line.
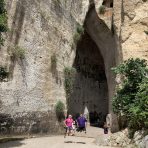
<box><xmin>64</xmin><ymin>113</ymin><xmax>110</xmax><ymax>137</ymax></box>
<box><xmin>64</xmin><ymin>114</ymin><xmax>87</xmax><ymax>136</ymax></box>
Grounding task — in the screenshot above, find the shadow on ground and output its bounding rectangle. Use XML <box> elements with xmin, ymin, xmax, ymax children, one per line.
<box><xmin>64</xmin><ymin>141</ymin><xmax>86</xmax><ymax>144</ymax></box>
<box><xmin>0</xmin><ymin>139</ymin><xmax>25</xmax><ymax>148</ymax></box>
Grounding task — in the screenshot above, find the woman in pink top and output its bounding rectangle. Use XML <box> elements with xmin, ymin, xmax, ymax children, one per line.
<box><xmin>64</xmin><ymin>115</ymin><xmax>74</xmax><ymax>136</ymax></box>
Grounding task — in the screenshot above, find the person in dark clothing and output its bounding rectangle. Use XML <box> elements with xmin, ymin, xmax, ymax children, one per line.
<box><xmin>77</xmin><ymin>114</ymin><xmax>87</xmax><ymax>133</ymax></box>
<box><xmin>103</xmin><ymin>122</ymin><xmax>109</xmax><ymax>134</ymax></box>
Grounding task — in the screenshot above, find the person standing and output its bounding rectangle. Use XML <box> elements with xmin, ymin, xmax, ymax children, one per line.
<box><xmin>77</xmin><ymin>114</ymin><xmax>87</xmax><ymax>133</ymax></box>
<box><xmin>64</xmin><ymin>115</ymin><xmax>74</xmax><ymax>136</ymax></box>
<box><xmin>103</xmin><ymin>122</ymin><xmax>109</xmax><ymax>134</ymax></box>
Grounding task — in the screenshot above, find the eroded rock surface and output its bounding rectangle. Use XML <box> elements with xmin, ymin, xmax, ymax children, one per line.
<box><xmin>0</xmin><ymin>0</ymin><xmax>147</xmax><ymax>135</ymax></box>
<box><xmin>114</xmin><ymin>0</ymin><xmax>148</xmax><ymax>62</ymax></box>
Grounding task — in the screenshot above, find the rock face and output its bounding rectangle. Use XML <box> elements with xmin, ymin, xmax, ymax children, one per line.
<box><xmin>69</xmin><ymin>31</ymin><xmax>109</xmax><ymax>117</ymax></box>
<box><xmin>0</xmin><ymin>0</ymin><xmax>147</xmax><ymax>135</ymax></box>
<box><xmin>0</xmin><ymin>0</ymin><xmax>89</xmax><ymax>134</ymax></box>
<box><xmin>113</xmin><ymin>0</ymin><xmax>148</xmax><ymax>62</ymax></box>
<box><xmin>95</xmin><ymin>129</ymin><xmax>148</xmax><ymax>148</ymax></box>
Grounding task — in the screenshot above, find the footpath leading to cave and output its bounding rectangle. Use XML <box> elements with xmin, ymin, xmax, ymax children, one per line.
<box><xmin>0</xmin><ymin>126</ymin><xmax>118</xmax><ymax>148</ymax></box>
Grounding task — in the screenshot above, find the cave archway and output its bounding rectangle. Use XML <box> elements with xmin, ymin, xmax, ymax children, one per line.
<box><xmin>68</xmin><ymin>2</ymin><xmax>119</xmax><ymax>130</ymax></box>
<box><xmin>69</xmin><ymin>31</ymin><xmax>109</xmax><ymax>124</ymax></box>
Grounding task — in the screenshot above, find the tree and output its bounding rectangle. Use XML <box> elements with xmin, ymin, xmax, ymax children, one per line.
<box><xmin>129</xmin><ymin>78</ymin><xmax>148</xmax><ymax>130</ymax></box>
<box><xmin>112</xmin><ymin>58</ymin><xmax>148</xmax><ymax>132</ymax></box>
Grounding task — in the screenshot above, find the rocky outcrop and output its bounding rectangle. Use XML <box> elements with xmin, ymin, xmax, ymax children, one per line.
<box><xmin>95</xmin><ymin>129</ymin><xmax>148</xmax><ymax>148</ymax></box>
<box><xmin>113</xmin><ymin>0</ymin><xmax>148</xmax><ymax>62</ymax></box>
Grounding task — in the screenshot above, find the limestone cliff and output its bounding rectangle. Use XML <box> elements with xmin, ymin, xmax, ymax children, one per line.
<box><xmin>0</xmin><ymin>0</ymin><xmax>89</xmax><ymax>134</ymax></box>
<box><xmin>113</xmin><ymin>0</ymin><xmax>148</xmax><ymax>62</ymax></box>
<box><xmin>0</xmin><ymin>0</ymin><xmax>147</xmax><ymax>135</ymax></box>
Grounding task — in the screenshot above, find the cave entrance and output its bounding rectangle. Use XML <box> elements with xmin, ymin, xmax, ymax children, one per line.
<box><xmin>69</xmin><ymin>31</ymin><xmax>109</xmax><ymax>125</ymax></box>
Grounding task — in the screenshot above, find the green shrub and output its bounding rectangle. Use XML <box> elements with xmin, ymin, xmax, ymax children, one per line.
<box><xmin>129</xmin><ymin>78</ymin><xmax>148</xmax><ymax>130</ymax></box>
<box><xmin>0</xmin><ymin>0</ymin><xmax>8</xmax><ymax>45</ymax></box>
<box><xmin>112</xmin><ymin>58</ymin><xmax>148</xmax><ymax>133</ymax></box>
<box><xmin>0</xmin><ymin>13</ymin><xmax>7</xmax><ymax>32</ymax></box>
<box><xmin>99</xmin><ymin>5</ymin><xmax>106</xmax><ymax>14</ymax></box>
<box><xmin>73</xmin><ymin>32</ymin><xmax>81</xmax><ymax>44</ymax></box>
<box><xmin>64</xmin><ymin>67</ymin><xmax>76</xmax><ymax>98</ymax></box>
<box><xmin>128</xmin><ymin>128</ymin><xmax>136</xmax><ymax>139</ymax></box>
<box><xmin>0</xmin><ymin>37</ymin><xmax>4</xmax><ymax>45</ymax></box>
<box><xmin>64</xmin><ymin>67</ymin><xmax>76</xmax><ymax>112</ymax></box>
<box><xmin>0</xmin><ymin>0</ymin><xmax>6</xmax><ymax>14</ymax></box>
<box><xmin>55</xmin><ymin>100</ymin><xmax>65</xmax><ymax>122</ymax></box>
<box><xmin>73</xmin><ymin>23</ymin><xmax>84</xmax><ymax>44</ymax></box>
<box><xmin>0</xmin><ymin>66</ymin><xmax>9</xmax><ymax>81</ymax></box>
<box><xmin>12</xmin><ymin>46</ymin><xmax>25</xmax><ymax>59</ymax></box>
<box><xmin>76</xmin><ymin>23</ymin><xmax>84</xmax><ymax>34</ymax></box>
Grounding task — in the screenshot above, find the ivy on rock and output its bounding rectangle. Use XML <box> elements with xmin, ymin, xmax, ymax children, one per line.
<box><xmin>0</xmin><ymin>0</ymin><xmax>8</xmax><ymax>45</ymax></box>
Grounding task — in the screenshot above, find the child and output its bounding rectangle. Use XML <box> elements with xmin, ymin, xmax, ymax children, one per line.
<box><xmin>72</xmin><ymin>120</ymin><xmax>76</xmax><ymax>135</ymax></box>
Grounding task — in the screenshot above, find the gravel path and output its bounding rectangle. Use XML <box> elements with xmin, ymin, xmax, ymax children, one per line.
<box><xmin>0</xmin><ymin>136</ymin><xmax>114</xmax><ymax>148</ymax></box>
<box><xmin>0</xmin><ymin>126</ymin><xmax>115</xmax><ymax>148</ymax></box>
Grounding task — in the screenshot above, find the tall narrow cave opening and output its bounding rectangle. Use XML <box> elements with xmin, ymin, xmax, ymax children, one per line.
<box><xmin>69</xmin><ymin>31</ymin><xmax>109</xmax><ymax>124</ymax></box>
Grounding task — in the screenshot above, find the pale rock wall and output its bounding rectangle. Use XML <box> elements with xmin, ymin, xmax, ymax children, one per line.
<box><xmin>0</xmin><ymin>0</ymin><xmax>147</xmax><ymax>135</ymax></box>
<box><xmin>0</xmin><ymin>0</ymin><xmax>89</xmax><ymax>134</ymax></box>
<box><xmin>114</xmin><ymin>0</ymin><xmax>148</xmax><ymax>62</ymax></box>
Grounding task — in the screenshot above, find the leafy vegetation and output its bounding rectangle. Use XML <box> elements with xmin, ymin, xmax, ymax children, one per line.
<box><xmin>98</xmin><ymin>5</ymin><xmax>106</xmax><ymax>14</ymax></box>
<box><xmin>112</xmin><ymin>58</ymin><xmax>148</xmax><ymax>137</ymax></box>
<box><xmin>0</xmin><ymin>0</ymin><xmax>8</xmax><ymax>45</ymax></box>
<box><xmin>0</xmin><ymin>66</ymin><xmax>9</xmax><ymax>81</ymax></box>
<box><xmin>55</xmin><ymin>100</ymin><xmax>65</xmax><ymax>122</ymax></box>
<box><xmin>64</xmin><ymin>67</ymin><xmax>76</xmax><ymax>112</ymax></box>
<box><xmin>129</xmin><ymin>78</ymin><xmax>148</xmax><ymax>130</ymax></box>
<box><xmin>12</xmin><ymin>46</ymin><xmax>25</xmax><ymax>59</ymax></box>
<box><xmin>73</xmin><ymin>23</ymin><xmax>84</xmax><ymax>44</ymax></box>
<box><xmin>64</xmin><ymin>67</ymin><xmax>76</xmax><ymax>99</ymax></box>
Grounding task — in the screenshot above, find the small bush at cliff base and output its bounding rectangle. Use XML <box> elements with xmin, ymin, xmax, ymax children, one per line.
<box><xmin>55</xmin><ymin>100</ymin><xmax>65</xmax><ymax>122</ymax></box>
<box><xmin>112</xmin><ymin>58</ymin><xmax>148</xmax><ymax>135</ymax></box>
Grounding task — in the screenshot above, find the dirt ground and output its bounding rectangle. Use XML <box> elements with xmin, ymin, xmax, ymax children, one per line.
<box><xmin>0</xmin><ymin>126</ymin><xmax>116</xmax><ymax>148</ymax></box>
